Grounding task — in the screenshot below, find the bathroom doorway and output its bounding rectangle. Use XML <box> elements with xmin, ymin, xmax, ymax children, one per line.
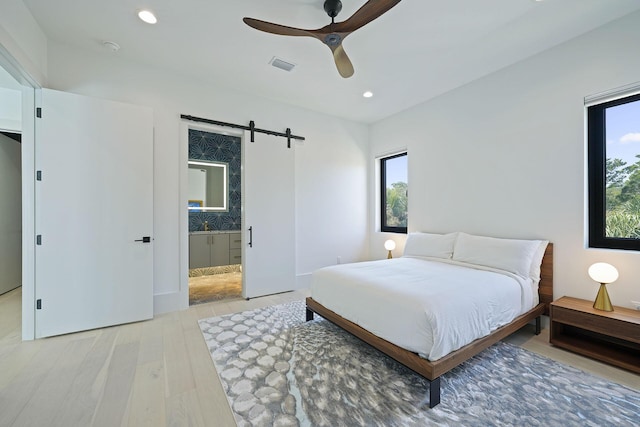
<box><xmin>187</xmin><ymin>127</ymin><xmax>242</xmax><ymax>305</ymax></box>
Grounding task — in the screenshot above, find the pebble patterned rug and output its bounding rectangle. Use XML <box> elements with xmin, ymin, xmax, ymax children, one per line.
<box><xmin>198</xmin><ymin>301</ymin><xmax>640</xmax><ymax>427</ymax></box>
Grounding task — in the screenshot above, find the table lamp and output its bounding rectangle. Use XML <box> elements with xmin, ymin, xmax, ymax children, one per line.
<box><xmin>384</xmin><ymin>240</ymin><xmax>396</xmax><ymax>259</ymax></box>
<box><xmin>588</xmin><ymin>262</ymin><xmax>618</xmax><ymax>312</ymax></box>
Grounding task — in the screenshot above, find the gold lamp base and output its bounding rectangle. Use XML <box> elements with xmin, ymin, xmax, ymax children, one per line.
<box><xmin>593</xmin><ymin>283</ymin><xmax>613</xmax><ymax>312</ymax></box>
<box><xmin>387</xmin><ymin>250</ymin><xmax>393</xmax><ymax>259</ymax></box>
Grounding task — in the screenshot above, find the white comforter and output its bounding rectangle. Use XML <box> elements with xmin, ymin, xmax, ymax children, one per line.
<box><xmin>311</xmin><ymin>257</ymin><xmax>535</xmax><ymax>361</ymax></box>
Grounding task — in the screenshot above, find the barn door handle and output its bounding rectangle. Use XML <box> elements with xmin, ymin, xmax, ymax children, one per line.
<box><xmin>135</xmin><ymin>236</ymin><xmax>151</xmax><ymax>243</ymax></box>
<box><xmin>248</xmin><ymin>226</ymin><xmax>253</xmax><ymax>248</ymax></box>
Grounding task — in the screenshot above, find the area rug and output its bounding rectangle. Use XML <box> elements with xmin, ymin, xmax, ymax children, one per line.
<box><xmin>198</xmin><ymin>301</ymin><xmax>640</xmax><ymax>427</ymax></box>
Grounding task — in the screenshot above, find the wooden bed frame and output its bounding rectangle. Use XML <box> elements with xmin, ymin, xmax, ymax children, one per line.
<box><xmin>305</xmin><ymin>243</ymin><xmax>553</xmax><ymax>408</ymax></box>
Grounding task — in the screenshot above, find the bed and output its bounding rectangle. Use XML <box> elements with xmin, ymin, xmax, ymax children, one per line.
<box><xmin>305</xmin><ymin>232</ymin><xmax>553</xmax><ymax>408</ymax></box>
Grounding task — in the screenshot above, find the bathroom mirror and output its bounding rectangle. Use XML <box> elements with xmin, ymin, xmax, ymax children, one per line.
<box><xmin>188</xmin><ymin>160</ymin><xmax>228</xmax><ymax>211</ymax></box>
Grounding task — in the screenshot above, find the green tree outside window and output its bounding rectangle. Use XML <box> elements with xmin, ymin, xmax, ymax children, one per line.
<box><xmin>606</xmin><ymin>154</ymin><xmax>640</xmax><ymax>238</ymax></box>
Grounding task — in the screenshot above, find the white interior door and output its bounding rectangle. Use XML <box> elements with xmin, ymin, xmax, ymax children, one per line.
<box><xmin>243</xmin><ymin>134</ymin><xmax>295</xmax><ymax>299</ymax></box>
<box><xmin>35</xmin><ymin>88</ymin><xmax>153</xmax><ymax>338</ymax></box>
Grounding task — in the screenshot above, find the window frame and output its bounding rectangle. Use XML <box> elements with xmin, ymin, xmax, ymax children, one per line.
<box><xmin>587</xmin><ymin>92</ymin><xmax>640</xmax><ymax>251</ymax></box>
<box><xmin>380</xmin><ymin>152</ymin><xmax>408</xmax><ymax>234</ymax></box>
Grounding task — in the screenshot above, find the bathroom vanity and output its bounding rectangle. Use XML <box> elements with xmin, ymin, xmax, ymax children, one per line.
<box><xmin>189</xmin><ymin>231</ymin><xmax>241</xmax><ymax>269</ymax></box>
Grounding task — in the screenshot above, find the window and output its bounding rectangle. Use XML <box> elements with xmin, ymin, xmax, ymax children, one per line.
<box><xmin>587</xmin><ymin>92</ymin><xmax>640</xmax><ymax>250</ymax></box>
<box><xmin>380</xmin><ymin>152</ymin><xmax>408</xmax><ymax>233</ymax></box>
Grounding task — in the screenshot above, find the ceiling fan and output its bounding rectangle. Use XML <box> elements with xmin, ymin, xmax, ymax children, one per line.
<box><xmin>243</xmin><ymin>0</ymin><xmax>402</xmax><ymax>78</ymax></box>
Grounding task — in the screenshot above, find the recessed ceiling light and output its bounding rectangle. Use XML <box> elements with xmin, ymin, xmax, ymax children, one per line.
<box><xmin>138</xmin><ymin>10</ymin><xmax>157</xmax><ymax>24</ymax></box>
<box><xmin>363</xmin><ymin>91</ymin><xmax>373</xmax><ymax>98</ymax></box>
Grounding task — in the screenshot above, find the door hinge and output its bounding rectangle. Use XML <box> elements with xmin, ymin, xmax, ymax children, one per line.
<box><xmin>36</xmin><ymin>235</ymin><xmax>42</xmax><ymax>245</ymax></box>
<box><xmin>36</xmin><ymin>170</ymin><xmax>42</xmax><ymax>181</ymax></box>
<box><xmin>36</xmin><ymin>299</ymin><xmax>42</xmax><ymax>309</ymax></box>
<box><xmin>36</xmin><ymin>107</ymin><xmax>42</xmax><ymax>118</ymax></box>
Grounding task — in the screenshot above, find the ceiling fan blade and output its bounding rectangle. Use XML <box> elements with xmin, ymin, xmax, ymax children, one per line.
<box><xmin>331</xmin><ymin>44</ymin><xmax>354</xmax><ymax>78</ymax></box>
<box><xmin>244</xmin><ymin>2</ymin><xmax>402</xmax><ymax>79</ymax></box>
<box><xmin>334</xmin><ymin>0</ymin><xmax>402</xmax><ymax>33</ymax></box>
<box><xmin>243</xmin><ymin>17</ymin><xmax>315</xmax><ymax>38</ymax></box>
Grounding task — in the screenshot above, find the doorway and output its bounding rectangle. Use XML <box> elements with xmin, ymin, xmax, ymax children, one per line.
<box><xmin>0</xmin><ymin>65</ymin><xmax>23</xmax><ymax>298</ymax></box>
<box><xmin>180</xmin><ymin>117</ymin><xmax>295</xmax><ymax>307</ymax></box>
<box><xmin>186</xmin><ymin>127</ymin><xmax>243</xmax><ymax>305</ymax></box>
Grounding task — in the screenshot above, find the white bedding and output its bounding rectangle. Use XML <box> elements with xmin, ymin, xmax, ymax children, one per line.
<box><xmin>311</xmin><ymin>256</ymin><xmax>537</xmax><ymax>361</ymax></box>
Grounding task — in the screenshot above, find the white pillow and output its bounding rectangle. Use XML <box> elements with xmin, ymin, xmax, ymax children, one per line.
<box><xmin>403</xmin><ymin>232</ymin><xmax>457</xmax><ymax>259</ymax></box>
<box><xmin>452</xmin><ymin>233</ymin><xmax>545</xmax><ymax>279</ymax></box>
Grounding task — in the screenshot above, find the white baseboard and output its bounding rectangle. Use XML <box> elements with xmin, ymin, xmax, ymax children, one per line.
<box><xmin>154</xmin><ymin>291</ymin><xmax>183</xmax><ymax>315</ymax></box>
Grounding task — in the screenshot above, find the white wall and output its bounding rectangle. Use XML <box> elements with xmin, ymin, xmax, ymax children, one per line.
<box><xmin>370</xmin><ymin>11</ymin><xmax>640</xmax><ymax>308</ymax></box>
<box><xmin>46</xmin><ymin>41</ymin><xmax>370</xmax><ymax>312</ymax></box>
<box><xmin>0</xmin><ymin>61</ymin><xmax>22</xmax><ymax>133</ymax></box>
<box><xmin>0</xmin><ymin>87</ymin><xmax>21</xmax><ymax>131</ymax></box>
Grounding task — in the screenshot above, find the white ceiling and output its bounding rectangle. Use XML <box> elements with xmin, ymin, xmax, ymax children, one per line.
<box><xmin>22</xmin><ymin>0</ymin><xmax>640</xmax><ymax>124</ymax></box>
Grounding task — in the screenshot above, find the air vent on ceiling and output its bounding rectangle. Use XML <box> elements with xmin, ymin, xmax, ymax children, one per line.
<box><xmin>269</xmin><ymin>57</ymin><xmax>296</xmax><ymax>72</ymax></box>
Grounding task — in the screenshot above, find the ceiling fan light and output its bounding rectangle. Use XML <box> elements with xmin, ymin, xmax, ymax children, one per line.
<box><xmin>363</xmin><ymin>91</ymin><xmax>373</xmax><ymax>98</ymax></box>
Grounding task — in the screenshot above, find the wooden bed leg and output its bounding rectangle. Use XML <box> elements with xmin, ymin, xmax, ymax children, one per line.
<box><xmin>306</xmin><ymin>308</ymin><xmax>314</xmax><ymax>321</ymax></box>
<box><xmin>535</xmin><ymin>316</ymin><xmax>541</xmax><ymax>335</ymax></box>
<box><xmin>429</xmin><ymin>377</ymin><xmax>441</xmax><ymax>408</ymax></box>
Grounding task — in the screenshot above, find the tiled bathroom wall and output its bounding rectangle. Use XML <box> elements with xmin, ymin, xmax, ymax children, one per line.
<box><xmin>188</xmin><ymin>129</ymin><xmax>241</xmax><ymax>231</ymax></box>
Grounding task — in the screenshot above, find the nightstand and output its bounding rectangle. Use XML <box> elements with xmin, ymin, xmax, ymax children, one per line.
<box><xmin>550</xmin><ymin>296</ymin><xmax>640</xmax><ymax>374</ymax></box>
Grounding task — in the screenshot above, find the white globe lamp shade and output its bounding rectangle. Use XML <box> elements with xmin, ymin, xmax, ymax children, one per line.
<box><xmin>384</xmin><ymin>240</ymin><xmax>396</xmax><ymax>251</ymax></box>
<box><xmin>588</xmin><ymin>263</ymin><xmax>619</xmax><ymax>284</ymax></box>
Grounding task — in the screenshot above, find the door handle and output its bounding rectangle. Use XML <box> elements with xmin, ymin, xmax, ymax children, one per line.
<box><xmin>248</xmin><ymin>226</ymin><xmax>253</xmax><ymax>248</ymax></box>
<box><xmin>134</xmin><ymin>236</ymin><xmax>151</xmax><ymax>243</ymax></box>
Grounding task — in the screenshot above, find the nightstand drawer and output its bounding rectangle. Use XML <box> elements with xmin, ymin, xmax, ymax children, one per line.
<box><xmin>552</xmin><ymin>305</ymin><xmax>640</xmax><ymax>344</ymax></box>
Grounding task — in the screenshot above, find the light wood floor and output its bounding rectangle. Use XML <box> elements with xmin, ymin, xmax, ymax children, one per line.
<box><xmin>1</xmin><ymin>287</ymin><xmax>638</xmax><ymax>427</ymax></box>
